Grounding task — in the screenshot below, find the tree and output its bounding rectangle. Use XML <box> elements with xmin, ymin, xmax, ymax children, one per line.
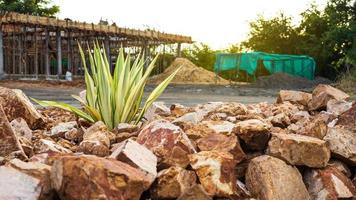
<box><xmin>298</xmin><ymin>0</ymin><xmax>355</xmax><ymax>77</ymax></box>
<box><xmin>0</xmin><ymin>0</ymin><xmax>59</xmax><ymax>17</ymax></box>
<box><xmin>241</xmin><ymin>13</ymin><xmax>300</xmax><ymax>54</ymax></box>
<box><xmin>240</xmin><ymin>0</ymin><xmax>355</xmax><ymax>79</ymax></box>
<box><xmin>182</xmin><ymin>43</ymin><xmax>216</xmax><ymax>71</ymax></box>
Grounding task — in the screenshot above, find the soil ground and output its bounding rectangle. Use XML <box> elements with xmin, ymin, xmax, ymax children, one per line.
<box><xmin>0</xmin><ymin>80</ymin><xmax>317</xmax><ymax>107</ymax></box>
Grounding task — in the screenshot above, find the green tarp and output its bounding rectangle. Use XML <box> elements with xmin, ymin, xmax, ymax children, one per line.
<box><xmin>214</xmin><ymin>52</ymin><xmax>316</xmax><ymax>80</ymax></box>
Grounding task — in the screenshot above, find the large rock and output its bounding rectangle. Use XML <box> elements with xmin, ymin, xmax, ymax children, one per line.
<box><xmin>309</xmin><ymin>84</ymin><xmax>349</xmax><ymax>111</ymax></box>
<box><xmin>177</xmin><ymin>184</ymin><xmax>212</xmax><ymax>200</ymax></box>
<box><xmin>49</xmin><ymin>121</ymin><xmax>77</xmax><ymax>138</ymax></box>
<box><xmin>201</xmin><ymin>120</ymin><xmax>235</xmax><ymax>135</ymax></box>
<box><xmin>10</xmin><ymin>117</ymin><xmax>32</xmax><ymax>140</ymax></box>
<box><xmin>324</xmin><ymin>125</ymin><xmax>356</xmax><ymax>165</ymax></box>
<box><xmin>151</xmin><ymin>166</ymin><xmax>197</xmax><ymax>199</ymax></box>
<box><xmin>109</xmin><ymin>139</ymin><xmax>157</xmax><ymax>183</ymax></box>
<box><xmin>246</xmin><ymin>155</ymin><xmax>309</xmax><ymax>200</ymax></box>
<box><xmin>189</xmin><ymin>151</ymin><xmax>242</xmax><ymax>198</ymax></box>
<box><xmin>327</xmin><ymin>99</ymin><xmax>353</xmax><ymax>116</ymax></box>
<box><xmin>276</xmin><ymin>90</ymin><xmax>312</xmax><ymax>107</ymax></box>
<box><xmin>51</xmin><ymin>155</ymin><xmax>154</xmax><ymax>200</ymax></box>
<box><xmin>328</xmin><ymin>159</ymin><xmax>352</xmax><ymax>178</ymax></box>
<box><xmin>196</xmin><ymin>134</ymin><xmax>245</xmax><ymax>163</ymax></box>
<box><xmin>234</xmin><ymin>119</ymin><xmax>271</xmax><ymax>150</ymax></box>
<box><xmin>78</xmin><ymin>121</ymin><xmax>111</xmax><ymax>157</ymax></box>
<box><xmin>0</xmin><ymin>87</ymin><xmax>45</xmax><ymax>129</ymax></box>
<box><xmin>0</xmin><ymin>103</ymin><xmax>27</xmax><ymax>159</ymax></box>
<box><xmin>137</xmin><ymin>120</ymin><xmax>196</xmax><ymax>168</ymax></box>
<box><xmin>0</xmin><ymin>159</ymin><xmax>53</xmax><ymax>200</ymax></box>
<box><xmin>295</xmin><ymin>112</ymin><xmax>332</xmax><ymax>139</ymax></box>
<box><xmin>336</xmin><ymin>103</ymin><xmax>355</xmax><ymax>132</ymax></box>
<box><xmin>35</xmin><ymin>139</ymin><xmax>72</xmax><ymax>154</ymax></box>
<box><xmin>144</xmin><ymin>101</ymin><xmax>171</xmax><ymax>121</ymax></box>
<box><xmin>304</xmin><ymin>166</ymin><xmax>356</xmax><ymax>199</ymax></box>
<box><xmin>267</xmin><ymin>132</ymin><xmax>330</xmax><ymax>167</ymax></box>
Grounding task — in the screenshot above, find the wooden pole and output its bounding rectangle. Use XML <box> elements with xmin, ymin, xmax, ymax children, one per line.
<box><xmin>104</xmin><ymin>35</ymin><xmax>111</xmax><ymax>72</ymax></box>
<box><xmin>12</xmin><ymin>27</ymin><xmax>15</xmax><ymax>74</ymax></box>
<box><xmin>45</xmin><ymin>28</ymin><xmax>50</xmax><ymax>78</ymax></box>
<box><xmin>56</xmin><ymin>30</ymin><xmax>62</xmax><ymax>79</ymax></box>
<box><xmin>177</xmin><ymin>43</ymin><xmax>181</xmax><ymax>57</ymax></box>
<box><xmin>34</xmin><ymin>26</ymin><xmax>38</xmax><ymax>79</ymax></box>
<box><xmin>0</xmin><ymin>26</ymin><xmax>4</xmax><ymax>79</ymax></box>
<box><xmin>67</xmin><ymin>31</ymin><xmax>72</xmax><ymax>72</ymax></box>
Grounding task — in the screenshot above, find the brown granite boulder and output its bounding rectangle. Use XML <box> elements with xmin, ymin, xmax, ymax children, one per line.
<box><xmin>189</xmin><ymin>151</ymin><xmax>244</xmax><ymax>198</ymax></box>
<box><xmin>309</xmin><ymin>84</ymin><xmax>349</xmax><ymax>111</ymax></box>
<box><xmin>0</xmin><ymin>159</ymin><xmax>53</xmax><ymax>199</ymax></box>
<box><xmin>267</xmin><ymin>132</ymin><xmax>330</xmax><ymax>167</ymax></box>
<box><xmin>49</xmin><ymin>121</ymin><xmax>77</xmax><ymax>138</ymax></box>
<box><xmin>335</xmin><ymin>102</ymin><xmax>355</xmax><ymax>132</ymax></box>
<box><xmin>0</xmin><ymin>104</ymin><xmax>27</xmax><ymax>159</ymax></box>
<box><xmin>51</xmin><ymin>155</ymin><xmax>153</xmax><ymax>200</ymax></box>
<box><xmin>35</xmin><ymin>139</ymin><xmax>72</xmax><ymax>154</ymax></box>
<box><xmin>78</xmin><ymin>121</ymin><xmax>111</xmax><ymax>157</ymax></box>
<box><xmin>137</xmin><ymin>119</ymin><xmax>196</xmax><ymax>168</ymax></box>
<box><xmin>10</xmin><ymin>117</ymin><xmax>32</xmax><ymax>140</ymax></box>
<box><xmin>234</xmin><ymin>119</ymin><xmax>271</xmax><ymax>150</ymax></box>
<box><xmin>109</xmin><ymin>139</ymin><xmax>157</xmax><ymax>183</ymax></box>
<box><xmin>246</xmin><ymin>155</ymin><xmax>309</xmax><ymax>200</ymax></box>
<box><xmin>327</xmin><ymin>99</ymin><xmax>353</xmax><ymax>116</ymax></box>
<box><xmin>0</xmin><ymin>87</ymin><xmax>45</xmax><ymax>129</ymax></box>
<box><xmin>276</xmin><ymin>90</ymin><xmax>312</xmax><ymax>108</ymax></box>
<box><xmin>196</xmin><ymin>134</ymin><xmax>245</xmax><ymax>163</ymax></box>
<box><xmin>328</xmin><ymin>159</ymin><xmax>352</xmax><ymax>178</ymax></box>
<box><xmin>324</xmin><ymin>125</ymin><xmax>356</xmax><ymax>165</ymax></box>
<box><xmin>151</xmin><ymin>166</ymin><xmax>197</xmax><ymax>199</ymax></box>
<box><xmin>304</xmin><ymin>166</ymin><xmax>356</xmax><ymax>199</ymax></box>
<box><xmin>177</xmin><ymin>184</ymin><xmax>212</xmax><ymax>200</ymax></box>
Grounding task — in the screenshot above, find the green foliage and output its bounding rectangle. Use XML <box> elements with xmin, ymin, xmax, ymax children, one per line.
<box><xmin>0</xmin><ymin>0</ymin><xmax>59</xmax><ymax>17</ymax></box>
<box><xmin>241</xmin><ymin>0</ymin><xmax>356</xmax><ymax>79</ymax></box>
<box><xmin>34</xmin><ymin>44</ymin><xmax>180</xmax><ymax>130</ymax></box>
<box><xmin>182</xmin><ymin>43</ymin><xmax>216</xmax><ymax>71</ymax></box>
<box><xmin>242</xmin><ymin>13</ymin><xmax>300</xmax><ymax>54</ymax></box>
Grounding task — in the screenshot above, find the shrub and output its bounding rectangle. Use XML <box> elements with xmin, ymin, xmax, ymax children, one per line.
<box><xmin>34</xmin><ymin>44</ymin><xmax>180</xmax><ymax>130</ymax></box>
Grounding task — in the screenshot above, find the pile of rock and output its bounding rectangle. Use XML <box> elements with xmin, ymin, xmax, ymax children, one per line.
<box><xmin>0</xmin><ymin>84</ymin><xmax>355</xmax><ymax>200</ymax></box>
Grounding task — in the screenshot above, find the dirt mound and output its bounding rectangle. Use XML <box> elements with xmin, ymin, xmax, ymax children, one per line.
<box><xmin>149</xmin><ymin>58</ymin><xmax>230</xmax><ymax>85</ymax></box>
<box><xmin>253</xmin><ymin>73</ymin><xmax>332</xmax><ymax>89</ymax></box>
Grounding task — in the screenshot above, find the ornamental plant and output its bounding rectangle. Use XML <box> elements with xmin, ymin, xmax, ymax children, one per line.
<box><xmin>35</xmin><ymin>43</ymin><xmax>180</xmax><ymax>130</ymax></box>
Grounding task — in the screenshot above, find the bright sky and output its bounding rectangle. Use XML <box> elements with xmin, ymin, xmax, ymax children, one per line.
<box><xmin>53</xmin><ymin>0</ymin><xmax>327</xmax><ymax>49</ymax></box>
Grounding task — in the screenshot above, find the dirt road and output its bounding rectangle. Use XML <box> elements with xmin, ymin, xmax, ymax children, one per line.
<box><xmin>1</xmin><ymin>82</ymin><xmax>281</xmax><ymax>107</ymax></box>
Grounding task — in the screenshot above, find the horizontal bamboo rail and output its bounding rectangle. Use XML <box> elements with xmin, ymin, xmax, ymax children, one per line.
<box><xmin>0</xmin><ymin>12</ymin><xmax>192</xmax><ymax>44</ymax></box>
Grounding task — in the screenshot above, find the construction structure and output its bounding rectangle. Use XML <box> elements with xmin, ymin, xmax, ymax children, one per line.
<box><xmin>0</xmin><ymin>12</ymin><xmax>192</xmax><ymax>79</ymax></box>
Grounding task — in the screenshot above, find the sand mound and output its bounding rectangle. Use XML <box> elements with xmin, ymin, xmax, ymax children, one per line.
<box><xmin>253</xmin><ymin>73</ymin><xmax>331</xmax><ymax>89</ymax></box>
<box><xmin>149</xmin><ymin>58</ymin><xmax>230</xmax><ymax>85</ymax></box>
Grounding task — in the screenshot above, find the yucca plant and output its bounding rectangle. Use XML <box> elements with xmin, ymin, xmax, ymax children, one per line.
<box><xmin>34</xmin><ymin>43</ymin><xmax>180</xmax><ymax>130</ymax></box>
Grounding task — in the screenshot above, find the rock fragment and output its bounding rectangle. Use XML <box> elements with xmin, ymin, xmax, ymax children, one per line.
<box><xmin>151</xmin><ymin>166</ymin><xmax>197</xmax><ymax>199</ymax></box>
<box><xmin>0</xmin><ymin>87</ymin><xmax>45</xmax><ymax>129</ymax></box>
<box><xmin>0</xmin><ymin>104</ymin><xmax>27</xmax><ymax>159</ymax></box>
<box><xmin>267</xmin><ymin>132</ymin><xmax>330</xmax><ymax>167</ymax></box>
<box><xmin>51</xmin><ymin>155</ymin><xmax>153</xmax><ymax>200</ymax></box>
<box><xmin>246</xmin><ymin>155</ymin><xmax>309</xmax><ymax>200</ymax></box>
<box><xmin>276</xmin><ymin>90</ymin><xmax>312</xmax><ymax>107</ymax></box>
<box><xmin>309</xmin><ymin>84</ymin><xmax>349</xmax><ymax>111</ymax></box>
<box><xmin>189</xmin><ymin>151</ymin><xmax>240</xmax><ymax>198</ymax></box>
<box><xmin>304</xmin><ymin>166</ymin><xmax>356</xmax><ymax>199</ymax></box>
<box><xmin>49</xmin><ymin>121</ymin><xmax>77</xmax><ymax>138</ymax></box>
<box><xmin>137</xmin><ymin>120</ymin><xmax>196</xmax><ymax>168</ymax></box>
<box><xmin>234</xmin><ymin>119</ymin><xmax>271</xmax><ymax>150</ymax></box>
<box><xmin>324</xmin><ymin>125</ymin><xmax>356</xmax><ymax>165</ymax></box>
<box><xmin>109</xmin><ymin>139</ymin><xmax>157</xmax><ymax>183</ymax></box>
<box><xmin>78</xmin><ymin>121</ymin><xmax>111</xmax><ymax>157</ymax></box>
<box><xmin>196</xmin><ymin>134</ymin><xmax>245</xmax><ymax>163</ymax></box>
